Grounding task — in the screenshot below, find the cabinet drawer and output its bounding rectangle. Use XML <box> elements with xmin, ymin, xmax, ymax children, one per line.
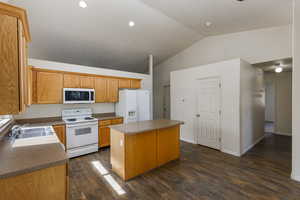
<box><xmin>99</xmin><ymin>120</ymin><xmax>111</xmax><ymax>127</ymax></box>
<box><xmin>111</xmin><ymin>118</ymin><xmax>123</xmax><ymax>125</ymax></box>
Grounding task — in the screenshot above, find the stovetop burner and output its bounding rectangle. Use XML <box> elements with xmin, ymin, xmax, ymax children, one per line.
<box><xmin>84</xmin><ymin>117</ymin><xmax>94</xmax><ymax>120</ymax></box>
<box><xmin>67</xmin><ymin>118</ymin><xmax>77</xmax><ymax>122</ymax></box>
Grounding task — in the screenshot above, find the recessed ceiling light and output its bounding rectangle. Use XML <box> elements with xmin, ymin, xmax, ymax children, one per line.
<box><xmin>275</xmin><ymin>67</ymin><xmax>283</xmax><ymax>73</ymax></box>
<box><xmin>129</xmin><ymin>21</ymin><xmax>135</xmax><ymax>27</ymax></box>
<box><xmin>79</xmin><ymin>0</ymin><xmax>87</xmax><ymax>8</ymax></box>
<box><xmin>205</xmin><ymin>21</ymin><xmax>212</xmax><ymax>27</ymax></box>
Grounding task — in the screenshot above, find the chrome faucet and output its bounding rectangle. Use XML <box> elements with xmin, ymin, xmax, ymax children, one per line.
<box><xmin>9</xmin><ymin>125</ymin><xmax>22</xmax><ymax>138</ymax></box>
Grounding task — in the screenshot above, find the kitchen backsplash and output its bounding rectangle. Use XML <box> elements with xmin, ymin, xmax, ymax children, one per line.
<box><xmin>14</xmin><ymin>103</ymin><xmax>114</xmax><ymax>119</ymax></box>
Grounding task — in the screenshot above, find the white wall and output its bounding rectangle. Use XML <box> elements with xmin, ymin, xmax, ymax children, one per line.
<box><xmin>154</xmin><ymin>25</ymin><xmax>292</xmax><ymax>119</ymax></box>
<box><xmin>15</xmin><ymin>59</ymin><xmax>152</xmax><ymax>119</ymax></box>
<box><xmin>0</xmin><ymin>0</ymin><xmax>9</xmax><ymax>3</ymax></box>
<box><xmin>264</xmin><ymin>71</ymin><xmax>292</xmax><ymax>136</ymax></box>
<box><xmin>240</xmin><ymin>60</ymin><xmax>265</xmax><ymax>154</ymax></box>
<box><xmin>171</xmin><ymin>59</ymin><xmax>264</xmax><ymax>156</ymax></box>
<box><xmin>292</xmin><ymin>0</ymin><xmax>300</xmax><ymax>182</ymax></box>
<box><xmin>171</xmin><ymin>59</ymin><xmax>241</xmax><ymax>155</ymax></box>
<box><xmin>264</xmin><ymin>79</ymin><xmax>275</xmax><ymax>122</ymax></box>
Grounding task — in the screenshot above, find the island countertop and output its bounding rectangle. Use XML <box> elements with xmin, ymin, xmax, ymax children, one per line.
<box><xmin>109</xmin><ymin>119</ymin><xmax>183</xmax><ymax>135</ymax></box>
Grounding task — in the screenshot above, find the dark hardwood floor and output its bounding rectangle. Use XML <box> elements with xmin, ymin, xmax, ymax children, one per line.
<box><xmin>69</xmin><ymin>133</ymin><xmax>300</xmax><ymax>200</ymax></box>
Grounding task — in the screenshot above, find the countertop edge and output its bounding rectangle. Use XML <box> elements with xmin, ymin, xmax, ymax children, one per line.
<box><xmin>0</xmin><ymin>157</ymin><xmax>68</xmax><ymax>179</ymax></box>
<box><xmin>109</xmin><ymin>120</ymin><xmax>184</xmax><ymax>135</ymax></box>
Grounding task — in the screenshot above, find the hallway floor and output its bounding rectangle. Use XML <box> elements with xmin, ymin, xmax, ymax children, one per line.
<box><xmin>69</xmin><ymin>133</ymin><xmax>300</xmax><ymax>200</ymax></box>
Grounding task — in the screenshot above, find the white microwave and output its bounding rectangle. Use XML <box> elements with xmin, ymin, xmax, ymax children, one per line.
<box><xmin>63</xmin><ymin>88</ymin><xmax>95</xmax><ymax>104</ymax></box>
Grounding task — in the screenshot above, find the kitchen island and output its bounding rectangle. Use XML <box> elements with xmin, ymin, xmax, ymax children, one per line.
<box><xmin>110</xmin><ymin>119</ymin><xmax>183</xmax><ymax>180</ymax></box>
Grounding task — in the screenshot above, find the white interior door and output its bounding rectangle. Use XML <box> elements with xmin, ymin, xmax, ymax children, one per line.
<box><xmin>196</xmin><ymin>78</ymin><xmax>221</xmax><ymax>150</ymax></box>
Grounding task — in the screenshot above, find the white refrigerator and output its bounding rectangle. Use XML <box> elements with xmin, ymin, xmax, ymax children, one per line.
<box><xmin>115</xmin><ymin>89</ymin><xmax>151</xmax><ymax>123</ymax></box>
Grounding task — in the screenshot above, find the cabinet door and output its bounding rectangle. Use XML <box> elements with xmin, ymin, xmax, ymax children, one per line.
<box><xmin>99</xmin><ymin>127</ymin><xmax>110</xmax><ymax>148</ymax></box>
<box><xmin>119</xmin><ymin>79</ymin><xmax>131</xmax><ymax>89</ymax></box>
<box><xmin>95</xmin><ymin>77</ymin><xmax>107</xmax><ymax>103</ymax></box>
<box><xmin>107</xmin><ymin>78</ymin><xmax>119</xmax><ymax>102</ymax></box>
<box><xmin>125</xmin><ymin>130</ymin><xmax>157</xmax><ymax>180</ymax></box>
<box><xmin>53</xmin><ymin>125</ymin><xmax>66</xmax><ymax>147</ymax></box>
<box><xmin>130</xmin><ymin>79</ymin><xmax>141</xmax><ymax>89</ymax></box>
<box><xmin>18</xmin><ymin>20</ymin><xmax>26</xmax><ymax>112</ymax></box>
<box><xmin>63</xmin><ymin>74</ymin><xmax>80</xmax><ymax>88</ymax></box>
<box><xmin>26</xmin><ymin>66</ymin><xmax>32</xmax><ymax>106</ymax></box>
<box><xmin>0</xmin><ymin>164</ymin><xmax>67</xmax><ymax>200</ymax></box>
<box><xmin>157</xmin><ymin>125</ymin><xmax>180</xmax><ymax>166</ymax></box>
<box><xmin>0</xmin><ymin>15</ymin><xmax>19</xmax><ymax>115</ymax></box>
<box><xmin>37</xmin><ymin>72</ymin><xmax>63</xmax><ymax>104</ymax></box>
<box><xmin>80</xmin><ymin>76</ymin><xmax>94</xmax><ymax>88</ymax></box>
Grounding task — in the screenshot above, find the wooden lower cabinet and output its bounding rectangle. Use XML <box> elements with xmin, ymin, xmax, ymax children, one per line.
<box><xmin>0</xmin><ymin>164</ymin><xmax>68</xmax><ymax>200</ymax></box>
<box><xmin>99</xmin><ymin>127</ymin><xmax>110</xmax><ymax>148</ymax></box>
<box><xmin>157</xmin><ymin>125</ymin><xmax>180</xmax><ymax>166</ymax></box>
<box><xmin>98</xmin><ymin>118</ymin><xmax>123</xmax><ymax>148</ymax></box>
<box><xmin>125</xmin><ymin>130</ymin><xmax>157</xmax><ymax>180</ymax></box>
<box><xmin>111</xmin><ymin>125</ymin><xmax>180</xmax><ymax>181</ymax></box>
<box><xmin>53</xmin><ymin>125</ymin><xmax>66</xmax><ymax>147</ymax></box>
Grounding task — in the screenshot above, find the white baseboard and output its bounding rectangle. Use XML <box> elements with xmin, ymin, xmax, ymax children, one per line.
<box><xmin>273</xmin><ymin>132</ymin><xmax>292</xmax><ymax>136</ymax></box>
<box><xmin>180</xmin><ymin>137</ymin><xmax>196</xmax><ymax>144</ymax></box>
<box><xmin>221</xmin><ymin>149</ymin><xmax>241</xmax><ymax>157</ymax></box>
<box><xmin>242</xmin><ymin>135</ymin><xmax>265</xmax><ymax>155</ymax></box>
<box><xmin>291</xmin><ymin>172</ymin><xmax>300</xmax><ymax>182</ymax></box>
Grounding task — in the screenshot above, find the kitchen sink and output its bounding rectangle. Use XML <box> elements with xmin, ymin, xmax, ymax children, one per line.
<box><xmin>16</xmin><ymin>126</ymin><xmax>54</xmax><ymax>139</ymax></box>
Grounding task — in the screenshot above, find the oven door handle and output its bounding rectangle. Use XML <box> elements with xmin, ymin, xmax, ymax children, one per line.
<box><xmin>67</xmin><ymin>122</ymin><xmax>98</xmax><ymax>128</ymax></box>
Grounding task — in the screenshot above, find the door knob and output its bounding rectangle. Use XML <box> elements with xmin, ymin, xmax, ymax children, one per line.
<box><xmin>196</xmin><ymin>114</ymin><xmax>200</xmax><ymax>118</ymax></box>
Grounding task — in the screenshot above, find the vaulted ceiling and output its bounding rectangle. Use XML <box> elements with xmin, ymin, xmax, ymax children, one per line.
<box><xmin>9</xmin><ymin>0</ymin><xmax>292</xmax><ymax>73</ymax></box>
<box><xmin>141</xmin><ymin>0</ymin><xmax>293</xmax><ymax>36</ymax></box>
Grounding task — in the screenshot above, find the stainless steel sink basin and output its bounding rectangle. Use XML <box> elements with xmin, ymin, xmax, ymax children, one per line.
<box><xmin>16</xmin><ymin>126</ymin><xmax>54</xmax><ymax>139</ymax></box>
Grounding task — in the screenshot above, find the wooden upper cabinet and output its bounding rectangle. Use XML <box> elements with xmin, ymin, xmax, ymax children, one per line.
<box><xmin>119</xmin><ymin>78</ymin><xmax>141</xmax><ymax>89</ymax></box>
<box><xmin>30</xmin><ymin>67</ymin><xmax>143</xmax><ymax>104</ymax></box>
<box><xmin>26</xmin><ymin>66</ymin><xmax>32</xmax><ymax>106</ymax></box>
<box><xmin>0</xmin><ymin>3</ymin><xmax>32</xmax><ymax>114</ymax></box>
<box><xmin>0</xmin><ymin>15</ymin><xmax>19</xmax><ymax>115</ymax></box>
<box><xmin>63</xmin><ymin>74</ymin><xmax>94</xmax><ymax>89</ymax></box>
<box><xmin>36</xmin><ymin>71</ymin><xmax>63</xmax><ymax>104</ymax></box>
<box><xmin>63</xmin><ymin>74</ymin><xmax>80</xmax><ymax>88</ymax></box>
<box><xmin>18</xmin><ymin>20</ymin><xmax>27</xmax><ymax>113</ymax></box>
<box><xmin>131</xmin><ymin>79</ymin><xmax>141</xmax><ymax>89</ymax></box>
<box><xmin>95</xmin><ymin>77</ymin><xmax>107</xmax><ymax>103</ymax></box>
<box><xmin>119</xmin><ymin>79</ymin><xmax>131</xmax><ymax>89</ymax></box>
<box><xmin>107</xmin><ymin>78</ymin><xmax>119</xmax><ymax>102</ymax></box>
<box><xmin>80</xmin><ymin>76</ymin><xmax>94</xmax><ymax>88</ymax></box>
<box><xmin>0</xmin><ymin>11</ymin><xmax>31</xmax><ymax>114</ymax></box>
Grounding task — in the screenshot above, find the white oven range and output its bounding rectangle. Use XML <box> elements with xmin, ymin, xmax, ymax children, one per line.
<box><xmin>62</xmin><ymin>108</ymin><xmax>98</xmax><ymax>158</ymax></box>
